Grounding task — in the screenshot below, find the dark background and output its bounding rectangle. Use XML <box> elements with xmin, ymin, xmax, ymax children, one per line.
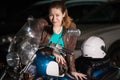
<box><xmin>0</xmin><ymin>0</ymin><xmax>120</xmax><ymax>36</ymax></box>
<box><xmin>0</xmin><ymin>0</ymin><xmax>41</xmax><ymax>35</ymax></box>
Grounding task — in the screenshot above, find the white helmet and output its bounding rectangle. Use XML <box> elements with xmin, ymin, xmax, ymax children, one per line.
<box><xmin>81</xmin><ymin>36</ymin><xmax>106</xmax><ymax>58</ymax></box>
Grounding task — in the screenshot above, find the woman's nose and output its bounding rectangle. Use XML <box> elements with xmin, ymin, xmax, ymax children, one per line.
<box><xmin>52</xmin><ymin>16</ymin><xmax>56</xmax><ymax>21</ymax></box>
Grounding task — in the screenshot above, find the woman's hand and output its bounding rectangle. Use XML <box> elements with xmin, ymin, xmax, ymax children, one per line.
<box><xmin>71</xmin><ymin>72</ymin><xmax>87</xmax><ymax>80</ymax></box>
<box><xmin>53</xmin><ymin>51</ymin><xmax>66</xmax><ymax>64</ymax></box>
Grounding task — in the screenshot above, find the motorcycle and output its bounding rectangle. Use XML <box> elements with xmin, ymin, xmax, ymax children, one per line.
<box><xmin>0</xmin><ymin>17</ymin><xmax>78</xmax><ymax>80</ymax></box>
<box><xmin>0</xmin><ymin>17</ymin><xmax>120</xmax><ymax>80</ymax></box>
<box><xmin>75</xmin><ymin>36</ymin><xmax>120</xmax><ymax>80</ymax></box>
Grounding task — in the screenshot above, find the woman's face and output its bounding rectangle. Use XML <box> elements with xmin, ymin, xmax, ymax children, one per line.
<box><xmin>49</xmin><ymin>8</ymin><xmax>65</xmax><ymax>27</ymax></box>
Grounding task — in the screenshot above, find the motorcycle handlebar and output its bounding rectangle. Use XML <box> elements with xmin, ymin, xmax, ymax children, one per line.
<box><xmin>38</xmin><ymin>44</ymin><xmax>73</xmax><ymax>55</ymax></box>
<box><xmin>60</xmin><ymin>48</ymin><xmax>73</xmax><ymax>55</ymax></box>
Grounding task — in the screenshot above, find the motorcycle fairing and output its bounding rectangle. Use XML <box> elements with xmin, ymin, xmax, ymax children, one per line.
<box><xmin>7</xmin><ymin>17</ymin><xmax>42</xmax><ymax>66</ymax></box>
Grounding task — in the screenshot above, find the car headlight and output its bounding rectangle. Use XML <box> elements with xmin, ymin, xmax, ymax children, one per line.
<box><xmin>6</xmin><ymin>52</ymin><xmax>20</xmax><ymax>67</ymax></box>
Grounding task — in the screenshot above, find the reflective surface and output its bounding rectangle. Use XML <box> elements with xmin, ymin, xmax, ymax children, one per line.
<box><xmin>7</xmin><ymin>17</ymin><xmax>41</xmax><ymax>65</ymax></box>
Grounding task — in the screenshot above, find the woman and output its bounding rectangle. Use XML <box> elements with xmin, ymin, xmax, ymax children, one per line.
<box><xmin>36</xmin><ymin>1</ymin><xmax>87</xmax><ymax>80</ymax></box>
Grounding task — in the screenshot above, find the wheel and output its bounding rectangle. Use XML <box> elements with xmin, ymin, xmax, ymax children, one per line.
<box><xmin>110</xmin><ymin>50</ymin><xmax>120</xmax><ymax>67</ymax></box>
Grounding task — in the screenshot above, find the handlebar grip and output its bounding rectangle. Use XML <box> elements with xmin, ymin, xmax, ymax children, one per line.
<box><xmin>62</xmin><ymin>48</ymin><xmax>73</xmax><ymax>55</ymax></box>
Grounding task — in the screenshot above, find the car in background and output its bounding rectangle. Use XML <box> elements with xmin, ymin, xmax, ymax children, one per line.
<box><xmin>0</xmin><ymin>0</ymin><xmax>120</xmax><ymax>70</ymax></box>
<box><xmin>68</xmin><ymin>1</ymin><xmax>120</xmax><ymax>68</ymax></box>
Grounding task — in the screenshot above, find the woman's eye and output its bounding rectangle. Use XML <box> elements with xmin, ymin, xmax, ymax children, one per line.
<box><xmin>56</xmin><ymin>14</ymin><xmax>59</xmax><ymax>17</ymax></box>
<box><xmin>49</xmin><ymin>14</ymin><xmax>53</xmax><ymax>16</ymax></box>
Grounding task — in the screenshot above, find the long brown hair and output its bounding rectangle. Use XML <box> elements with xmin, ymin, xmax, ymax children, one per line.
<box><xmin>49</xmin><ymin>1</ymin><xmax>74</xmax><ymax>28</ymax></box>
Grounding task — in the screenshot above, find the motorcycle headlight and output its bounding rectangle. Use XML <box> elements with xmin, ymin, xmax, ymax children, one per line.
<box><xmin>6</xmin><ymin>52</ymin><xmax>20</xmax><ymax>67</ymax></box>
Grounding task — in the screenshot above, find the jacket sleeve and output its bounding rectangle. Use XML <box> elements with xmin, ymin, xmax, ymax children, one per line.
<box><xmin>65</xmin><ymin>34</ymin><xmax>78</xmax><ymax>72</ymax></box>
<box><xmin>64</xmin><ymin>21</ymin><xmax>81</xmax><ymax>72</ymax></box>
<box><xmin>37</xmin><ymin>18</ymin><xmax>48</xmax><ymax>30</ymax></box>
<box><xmin>36</xmin><ymin>18</ymin><xmax>50</xmax><ymax>45</ymax></box>
<box><xmin>63</xmin><ymin>25</ymin><xmax>79</xmax><ymax>72</ymax></box>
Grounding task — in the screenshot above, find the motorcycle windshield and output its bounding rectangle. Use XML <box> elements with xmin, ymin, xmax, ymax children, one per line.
<box><xmin>8</xmin><ymin>17</ymin><xmax>42</xmax><ymax>65</ymax></box>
